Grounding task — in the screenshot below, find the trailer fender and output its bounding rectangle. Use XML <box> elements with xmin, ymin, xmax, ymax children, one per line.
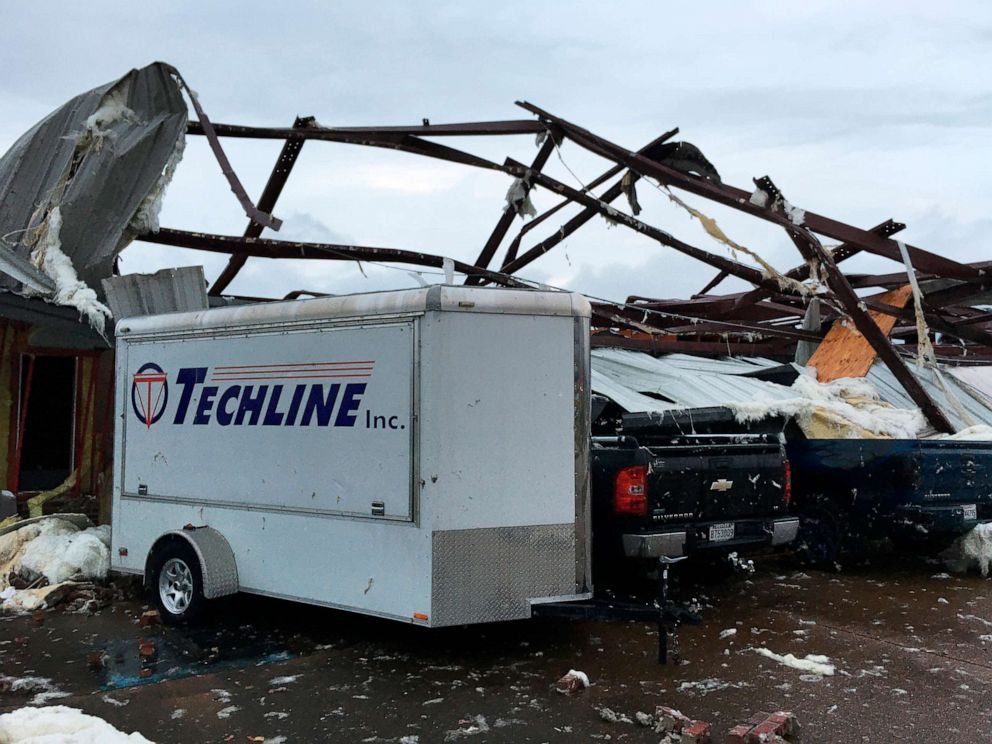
<box><xmin>146</xmin><ymin>527</ymin><xmax>239</xmax><ymax>599</ymax></box>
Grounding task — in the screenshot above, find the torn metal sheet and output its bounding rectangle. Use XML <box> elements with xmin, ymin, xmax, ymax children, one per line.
<box><xmin>0</xmin><ymin>62</ymin><xmax>186</xmax><ymax>331</ymax></box>
<box><xmin>102</xmin><ymin>266</ymin><xmax>208</xmax><ymax>320</ymax></box>
<box><xmin>591</xmin><ymin>349</ymin><xmax>992</xmax><ymax>435</ymax></box>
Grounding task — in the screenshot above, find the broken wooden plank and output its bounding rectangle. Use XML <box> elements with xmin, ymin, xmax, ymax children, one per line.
<box><xmin>806</xmin><ymin>285</ymin><xmax>913</xmax><ymax>382</ymax></box>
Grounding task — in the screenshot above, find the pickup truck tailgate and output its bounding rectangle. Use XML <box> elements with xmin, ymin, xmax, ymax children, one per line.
<box><xmin>647</xmin><ymin>437</ymin><xmax>788</xmax><ymax>524</ymax></box>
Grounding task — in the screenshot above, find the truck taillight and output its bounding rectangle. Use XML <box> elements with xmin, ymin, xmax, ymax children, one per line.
<box><xmin>783</xmin><ymin>459</ymin><xmax>792</xmax><ymax>505</ymax></box>
<box><xmin>614</xmin><ymin>464</ymin><xmax>648</xmax><ymax>516</ymax></box>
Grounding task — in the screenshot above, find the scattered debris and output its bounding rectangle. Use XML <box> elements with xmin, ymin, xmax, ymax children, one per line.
<box><xmin>727</xmin><ymin>710</ymin><xmax>800</xmax><ymax>744</ymax></box>
<box><xmin>0</xmin><ymin>515</ymin><xmax>111</xmax><ymax>615</ymax></box>
<box><xmin>554</xmin><ymin>669</ymin><xmax>590</xmax><ymax>694</ymax></box>
<box><xmin>598</xmin><ymin>707</ymin><xmax>633</xmax><ymax>724</ymax></box>
<box><xmin>753</xmin><ymin>648</ymin><xmax>835</xmax><ymax>677</ymax></box>
<box><xmin>443</xmin><ymin>715</ymin><xmax>489</xmax><ymax>741</ymax></box>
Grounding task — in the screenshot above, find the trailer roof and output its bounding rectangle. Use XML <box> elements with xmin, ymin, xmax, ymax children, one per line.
<box><xmin>117</xmin><ymin>285</ymin><xmax>590</xmax><ymax>337</ymax></box>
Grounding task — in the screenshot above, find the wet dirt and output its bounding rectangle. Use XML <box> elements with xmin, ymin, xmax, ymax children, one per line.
<box><xmin>2</xmin><ymin>554</ymin><xmax>991</xmax><ymax>742</ymax></box>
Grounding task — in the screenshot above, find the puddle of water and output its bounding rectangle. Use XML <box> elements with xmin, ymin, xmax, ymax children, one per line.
<box><xmin>97</xmin><ymin>623</ymin><xmax>297</xmax><ymax>690</ymax></box>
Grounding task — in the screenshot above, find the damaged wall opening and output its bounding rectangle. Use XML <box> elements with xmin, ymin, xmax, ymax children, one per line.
<box><xmin>17</xmin><ymin>354</ymin><xmax>76</xmax><ymax>491</ymax></box>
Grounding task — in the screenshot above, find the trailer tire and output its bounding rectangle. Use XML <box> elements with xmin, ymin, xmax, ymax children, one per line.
<box><xmin>149</xmin><ymin>541</ymin><xmax>207</xmax><ymax>624</ymax></box>
<box><xmin>794</xmin><ymin>498</ymin><xmax>868</xmax><ymax>571</ymax></box>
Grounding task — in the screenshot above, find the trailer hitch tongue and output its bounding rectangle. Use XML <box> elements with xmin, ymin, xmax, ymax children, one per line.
<box><xmin>657</xmin><ymin>555</ymin><xmax>699</xmax><ymax>665</ymax></box>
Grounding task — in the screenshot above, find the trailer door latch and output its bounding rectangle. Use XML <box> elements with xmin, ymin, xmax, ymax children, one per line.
<box><xmin>371</xmin><ymin>501</ymin><xmax>385</xmax><ymax>516</ymax></box>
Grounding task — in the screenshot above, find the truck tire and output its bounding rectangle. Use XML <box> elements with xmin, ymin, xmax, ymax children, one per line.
<box><xmin>794</xmin><ymin>498</ymin><xmax>868</xmax><ymax>570</ymax></box>
<box><xmin>149</xmin><ymin>541</ymin><xmax>207</xmax><ymax>624</ymax></box>
<box><xmin>794</xmin><ymin>505</ymin><xmax>841</xmax><ymax>570</ymax></box>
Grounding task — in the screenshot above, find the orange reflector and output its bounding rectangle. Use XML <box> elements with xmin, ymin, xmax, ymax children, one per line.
<box><xmin>413</xmin><ymin>612</ymin><xmax>428</xmax><ymax>621</ymax></box>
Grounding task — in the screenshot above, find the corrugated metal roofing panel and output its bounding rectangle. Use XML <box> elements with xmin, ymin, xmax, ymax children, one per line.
<box><xmin>590</xmin><ymin>349</ymin><xmax>992</xmax><ymax>434</ymax></box>
<box><xmin>102</xmin><ymin>266</ymin><xmax>208</xmax><ymax>319</ymax></box>
<box><xmin>0</xmin><ymin>62</ymin><xmax>186</xmax><ymax>289</ymax></box>
<box><xmin>865</xmin><ymin>364</ymin><xmax>992</xmax><ymax>429</ymax></box>
<box><xmin>591</xmin><ymin>349</ymin><xmax>794</xmax><ymax>411</ymax></box>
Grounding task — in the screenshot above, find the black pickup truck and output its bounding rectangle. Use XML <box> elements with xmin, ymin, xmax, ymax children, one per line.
<box><xmin>591</xmin><ymin>408</ymin><xmax>798</xmax><ymax>581</ymax></box>
<box><xmin>788</xmin><ymin>438</ymin><xmax>992</xmax><ymax>566</ymax></box>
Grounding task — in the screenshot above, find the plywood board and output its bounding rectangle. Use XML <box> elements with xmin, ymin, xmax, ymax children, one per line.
<box><xmin>807</xmin><ymin>284</ymin><xmax>913</xmax><ymax>382</ymax></box>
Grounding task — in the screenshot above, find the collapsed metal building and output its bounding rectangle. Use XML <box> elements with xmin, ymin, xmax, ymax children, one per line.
<box><xmin>1</xmin><ymin>62</ymin><xmax>991</xmax><ymax>512</ymax></box>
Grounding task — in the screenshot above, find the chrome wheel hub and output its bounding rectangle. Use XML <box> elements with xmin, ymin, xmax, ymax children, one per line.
<box><xmin>159</xmin><ymin>557</ymin><xmax>193</xmax><ymax>615</ymax></box>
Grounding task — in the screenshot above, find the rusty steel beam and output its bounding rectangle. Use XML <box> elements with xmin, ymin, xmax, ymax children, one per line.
<box><xmin>627</xmin><ymin>296</ymin><xmax>807</xmax><ymax>321</ymax></box>
<box><xmin>500</xmin><ymin>159</ymin><xmax>799</xmax><ymax>297</ymax></box>
<box><xmin>590</xmin><ymin>334</ymin><xmax>793</xmax><ymax>358</ymax></box>
<box><xmin>210</xmin><ymin>116</ymin><xmax>313</xmax><ymax>296</ymax></box>
<box><xmin>188</xmin><ymin>119</ymin><xmax>546</xmax><ymax>139</ymax></box>
<box><xmin>501</xmin><ymin>176</ymin><xmax>626</xmax><ymax>275</ymax></box>
<box><xmin>591</xmin><ymin>303</ymin><xmax>822</xmax><ymax>343</ymax></box>
<box><xmin>922</xmin><ymin>278</ymin><xmax>992</xmax><ymax>309</ymax></box>
<box><xmin>142</xmin><ymin>228</ymin><xmax>531</xmax><ymax>288</ymax></box>
<box><xmin>466</xmin><ymin>135</ymin><xmax>556</xmax><ymax>285</ymax></box>
<box><xmin>191</xmin><ymin>120</ymin><xmax>503</xmax><ymax>172</ymax></box>
<box><xmin>952</xmin><ymin>311</ymin><xmax>992</xmax><ymax>328</ymax></box>
<box><xmin>166</xmin><ymin>65</ymin><xmax>281</xmax><ymax>231</ymax></box>
<box><xmin>718</xmin><ymin>220</ymin><xmax>906</xmax><ymax>317</ymax></box>
<box><xmin>752</xmin><ymin>179</ymin><xmax>955</xmax><ymax>431</ymax></box>
<box><xmin>517</xmin><ymin>102</ymin><xmax>984</xmax><ymax>283</ymax></box>
<box><xmin>696</xmin><ymin>270</ymin><xmax>729</xmax><ymax>296</ymax></box>
<box><xmin>500</xmin><ymin>127</ymin><xmax>680</xmax><ymax>269</ymax></box>
<box><xmin>847</xmin><ymin>260</ymin><xmax>992</xmax><ymax>290</ymax></box>
<box><xmin>790</xmin><ymin>229</ymin><xmax>955</xmax><ymax>431</ymax></box>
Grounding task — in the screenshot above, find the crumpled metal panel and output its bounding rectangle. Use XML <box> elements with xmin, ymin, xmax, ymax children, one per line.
<box><xmin>591</xmin><ymin>348</ymin><xmax>992</xmax><ymax>431</ymax></box>
<box><xmin>865</xmin><ymin>363</ymin><xmax>992</xmax><ymax>430</ymax></box>
<box><xmin>0</xmin><ymin>62</ymin><xmax>186</xmax><ymax>290</ymax></box>
<box><xmin>948</xmin><ymin>366</ymin><xmax>992</xmax><ymax>403</ymax></box>
<box><xmin>591</xmin><ymin>348</ymin><xmax>787</xmax><ymax>411</ymax></box>
<box><xmin>431</xmin><ymin>524</ymin><xmax>576</xmax><ymax>626</ymax></box>
<box><xmin>102</xmin><ymin>265</ymin><xmax>208</xmax><ymax>320</ymax></box>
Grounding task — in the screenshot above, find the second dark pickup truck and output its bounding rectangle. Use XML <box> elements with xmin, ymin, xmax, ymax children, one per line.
<box><xmin>591</xmin><ymin>408</ymin><xmax>798</xmax><ymax>578</ymax></box>
<box><xmin>787</xmin><ymin>437</ymin><xmax>992</xmax><ymax>566</ymax></box>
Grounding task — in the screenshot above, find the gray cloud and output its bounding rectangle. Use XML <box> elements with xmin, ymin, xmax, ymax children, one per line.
<box><xmin>3</xmin><ymin>1</ymin><xmax>991</xmax><ymax>302</ymax></box>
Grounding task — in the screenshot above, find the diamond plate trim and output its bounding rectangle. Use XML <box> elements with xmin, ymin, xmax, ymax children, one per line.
<box><xmin>431</xmin><ymin>524</ymin><xmax>576</xmax><ymax>626</ymax></box>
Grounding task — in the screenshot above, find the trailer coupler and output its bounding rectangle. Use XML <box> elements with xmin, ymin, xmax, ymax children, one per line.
<box><xmin>531</xmin><ymin>556</ymin><xmax>699</xmax><ymax>664</ymax></box>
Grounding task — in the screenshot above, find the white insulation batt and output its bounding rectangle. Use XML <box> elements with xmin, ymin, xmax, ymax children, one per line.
<box><xmin>753</xmin><ymin>647</ymin><xmax>835</xmax><ymax>676</ymax></box>
<box><xmin>0</xmin><ymin>706</ymin><xmax>154</xmax><ymax>743</ymax></box>
<box><xmin>0</xmin><ymin>517</ymin><xmax>110</xmax><ymax>614</ymax></box>
<box><xmin>29</xmin><ymin>207</ymin><xmax>113</xmax><ymax>335</ymax></box>
<box><xmin>730</xmin><ymin>370</ymin><xmax>927</xmax><ymax>440</ymax></box>
<box><xmin>944</xmin><ymin>523</ymin><xmax>992</xmax><ymax>577</ymax></box>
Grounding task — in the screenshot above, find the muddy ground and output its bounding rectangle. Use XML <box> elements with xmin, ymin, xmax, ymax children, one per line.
<box><xmin>2</xmin><ymin>554</ymin><xmax>991</xmax><ymax>742</ymax></box>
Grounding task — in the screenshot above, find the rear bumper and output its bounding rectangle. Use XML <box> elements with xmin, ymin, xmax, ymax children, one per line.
<box><xmin>621</xmin><ymin>517</ymin><xmax>800</xmax><ymax>558</ymax></box>
<box><xmin>894</xmin><ymin>504</ymin><xmax>984</xmax><ymax>535</ymax></box>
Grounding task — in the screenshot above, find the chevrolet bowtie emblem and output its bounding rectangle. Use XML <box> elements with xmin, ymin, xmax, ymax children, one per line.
<box><xmin>710</xmin><ymin>479</ymin><xmax>734</xmax><ymax>492</ymax></box>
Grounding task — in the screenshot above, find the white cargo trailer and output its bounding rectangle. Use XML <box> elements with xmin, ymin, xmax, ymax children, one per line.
<box><xmin>111</xmin><ymin>286</ymin><xmax>592</xmax><ymax>626</ymax></box>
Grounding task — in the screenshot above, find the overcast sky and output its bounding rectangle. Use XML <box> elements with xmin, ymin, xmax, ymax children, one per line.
<box><xmin>3</xmin><ymin>1</ymin><xmax>990</xmax><ymax>303</ymax></box>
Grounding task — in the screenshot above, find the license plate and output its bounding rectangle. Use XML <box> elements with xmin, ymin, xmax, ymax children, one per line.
<box><xmin>709</xmin><ymin>522</ymin><xmax>735</xmax><ymax>542</ymax></box>
<box><xmin>963</xmin><ymin>504</ymin><xmax>977</xmax><ymax>520</ymax></box>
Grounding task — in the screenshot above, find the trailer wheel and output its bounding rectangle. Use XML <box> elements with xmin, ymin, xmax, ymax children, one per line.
<box><xmin>149</xmin><ymin>541</ymin><xmax>206</xmax><ymax>624</ymax></box>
